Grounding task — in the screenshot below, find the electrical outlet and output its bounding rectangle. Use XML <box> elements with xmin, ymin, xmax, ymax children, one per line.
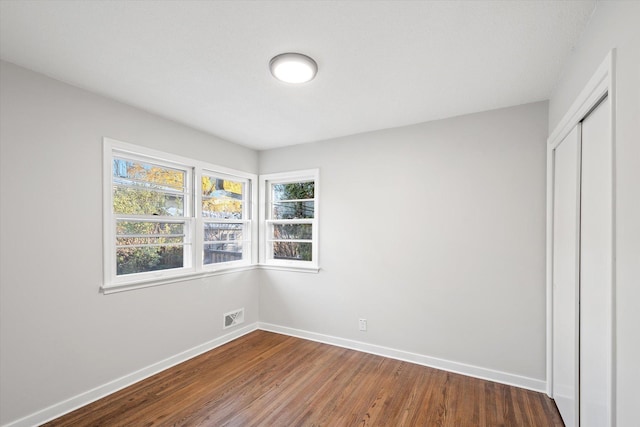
<box><xmin>359</xmin><ymin>318</ymin><xmax>367</xmax><ymax>331</ymax></box>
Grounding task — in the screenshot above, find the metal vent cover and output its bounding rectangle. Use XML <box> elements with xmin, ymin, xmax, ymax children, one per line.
<box><xmin>223</xmin><ymin>308</ymin><xmax>244</xmax><ymax>329</ymax></box>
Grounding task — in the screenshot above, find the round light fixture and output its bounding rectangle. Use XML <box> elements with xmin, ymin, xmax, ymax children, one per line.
<box><xmin>269</xmin><ymin>53</ymin><xmax>318</xmax><ymax>84</ymax></box>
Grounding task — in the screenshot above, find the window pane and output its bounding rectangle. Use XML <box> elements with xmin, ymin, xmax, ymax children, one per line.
<box><xmin>113</xmin><ymin>187</ymin><xmax>184</xmax><ymax>216</ymax></box>
<box><xmin>113</xmin><ymin>158</ymin><xmax>185</xmax><ymax>191</ymax></box>
<box><xmin>273</xmin><ymin>224</ymin><xmax>312</xmax><ymax>240</ymax></box>
<box><xmin>273</xmin><ymin>182</ymin><xmax>314</xmax><ymax>201</ymax></box>
<box><xmin>273</xmin><ymin>242</ymin><xmax>312</xmax><ymax>261</ymax></box>
<box><xmin>116</xmin><ymin>220</ymin><xmax>186</xmax><ymax>275</ymax></box>
<box><xmin>204</xmin><ymin>223</ymin><xmax>243</xmax><ymax>242</ymax></box>
<box><xmin>273</xmin><ymin>201</ymin><xmax>314</xmax><ymax>219</ymax></box>
<box><xmin>202</xmin><ymin>176</ymin><xmax>244</xmax><ymax>219</ymax></box>
<box><xmin>204</xmin><ymin>242</ymin><xmax>243</xmax><ymax>264</ymax></box>
<box><xmin>113</xmin><ymin>158</ymin><xmax>186</xmax><ymax>216</ymax></box>
<box><xmin>117</xmin><ymin>246</ymin><xmax>184</xmax><ymax>275</ymax></box>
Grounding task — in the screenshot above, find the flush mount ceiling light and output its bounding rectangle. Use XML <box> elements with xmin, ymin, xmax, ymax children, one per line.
<box><xmin>269</xmin><ymin>53</ymin><xmax>318</xmax><ymax>84</ymax></box>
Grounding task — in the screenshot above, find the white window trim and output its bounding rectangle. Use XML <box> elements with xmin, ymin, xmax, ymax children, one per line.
<box><xmin>102</xmin><ymin>138</ymin><xmax>258</xmax><ymax>294</ymax></box>
<box><xmin>259</xmin><ymin>169</ymin><xmax>320</xmax><ymax>273</ymax></box>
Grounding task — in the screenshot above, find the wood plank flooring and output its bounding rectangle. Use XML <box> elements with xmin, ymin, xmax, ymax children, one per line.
<box><xmin>44</xmin><ymin>330</ymin><xmax>563</xmax><ymax>426</ymax></box>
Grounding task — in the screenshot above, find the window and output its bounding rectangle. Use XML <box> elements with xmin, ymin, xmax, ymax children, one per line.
<box><xmin>111</xmin><ymin>154</ymin><xmax>193</xmax><ymax>277</ymax></box>
<box><xmin>103</xmin><ymin>138</ymin><xmax>256</xmax><ymax>292</ymax></box>
<box><xmin>201</xmin><ymin>172</ymin><xmax>249</xmax><ymax>266</ymax></box>
<box><xmin>260</xmin><ymin>169</ymin><xmax>319</xmax><ymax>271</ymax></box>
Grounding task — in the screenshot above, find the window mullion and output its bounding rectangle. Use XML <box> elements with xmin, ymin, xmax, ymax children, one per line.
<box><xmin>194</xmin><ymin>166</ymin><xmax>203</xmax><ymax>271</ymax></box>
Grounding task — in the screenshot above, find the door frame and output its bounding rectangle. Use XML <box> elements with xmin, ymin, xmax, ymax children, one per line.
<box><xmin>546</xmin><ymin>49</ymin><xmax>616</xmax><ymax>425</ymax></box>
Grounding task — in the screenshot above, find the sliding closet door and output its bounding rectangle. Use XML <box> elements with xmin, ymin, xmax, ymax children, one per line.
<box><xmin>552</xmin><ymin>125</ymin><xmax>581</xmax><ymax>427</ymax></box>
<box><xmin>579</xmin><ymin>96</ymin><xmax>612</xmax><ymax>426</ymax></box>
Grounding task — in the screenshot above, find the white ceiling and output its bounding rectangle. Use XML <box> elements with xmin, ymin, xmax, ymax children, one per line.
<box><xmin>0</xmin><ymin>0</ymin><xmax>596</xmax><ymax>150</ymax></box>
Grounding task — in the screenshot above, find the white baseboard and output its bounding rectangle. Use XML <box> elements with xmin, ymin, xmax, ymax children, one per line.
<box><xmin>258</xmin><ymin>322</ymin><xmax>546</xmax><ymax>393</ymax></box>
<box><xmin>3</xmin><ymin>323</ymin><xmax>259</xmax><ymax>427</ymax></box>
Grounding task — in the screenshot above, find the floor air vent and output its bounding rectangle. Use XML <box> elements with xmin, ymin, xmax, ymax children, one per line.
<box><xmin>223</xmin><ymin>308</ymin><xmax>244</xmax><ymax>329</ymax></box>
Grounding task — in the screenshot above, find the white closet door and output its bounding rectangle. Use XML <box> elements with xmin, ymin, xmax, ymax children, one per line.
<box><xmin>580</xmin><ymin>96</ymin><xmax>612</xmax><ymax>426</ymax></box>
<box><xmin>552</xmin><ymin>125</ymin><xmax>581</xmax><ymax>427</ymax></box>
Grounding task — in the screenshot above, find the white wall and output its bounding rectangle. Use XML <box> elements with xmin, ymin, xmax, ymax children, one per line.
<box><xmin>0</xmin><ymin>61</ymin><xmax>260</xmax><ymax>425</ymax></box>
<box><xmin>259</xmin><ymin>102</ymin><xmax>548</xmax><ymax>386</ymax></box>
<box><xmin>548</xmin><ymin>2</ymin><xmax>640</xmax><ymax>425</ymax></box>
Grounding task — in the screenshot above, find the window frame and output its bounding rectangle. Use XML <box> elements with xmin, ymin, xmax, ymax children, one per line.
<box><xmin>259</xmin><ymin>169</ymin><xmax>319</xmax><ymax>272</ymax></box>
<box><xmin>199</xmin><ymin>170</ymin><xmax>252</xmax><ymax>271</ymax></box>
<box><xmin>103</xmin><ymin>138</ymin><xmax>257</xmax><ymax>293</ymax></box>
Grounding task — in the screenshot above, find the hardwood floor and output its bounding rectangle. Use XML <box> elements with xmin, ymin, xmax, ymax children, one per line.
<box><xmin>44</xmin><ymin>330</ymin><xmax>563</xmax><ymax>426</ymax></box>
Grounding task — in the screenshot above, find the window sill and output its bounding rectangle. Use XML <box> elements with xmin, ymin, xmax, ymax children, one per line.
<box><xmin>101</xmin><ymin>265</ymin><xmax>257</xmax><ymax>294</ymax></box>
<box><xmin>257</xmin><ymin>264</ymin><xmax>320</xmax><ymax>274</ymax></box>
<box><xmin>101</xmin><ymin>263</ymin><xmax>321</xmax><ymax>294</ymax></box>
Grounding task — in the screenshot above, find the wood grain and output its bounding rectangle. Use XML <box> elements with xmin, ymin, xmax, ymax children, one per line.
<box><xmin>43</xmin><ymin>330</ymin><xmax>563</xmax><ymax>426</ymax></box>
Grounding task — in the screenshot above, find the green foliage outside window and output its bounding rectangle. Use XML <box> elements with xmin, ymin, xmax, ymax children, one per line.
<box><xmin>272</xmin><ymin>181</ymin><xmax>314</xmax><ymax>261</ymax></box>
<box><xmin>113</xmin><ymin>158</ymin><xmax>186</xmax><ymax>275</ymax></box>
